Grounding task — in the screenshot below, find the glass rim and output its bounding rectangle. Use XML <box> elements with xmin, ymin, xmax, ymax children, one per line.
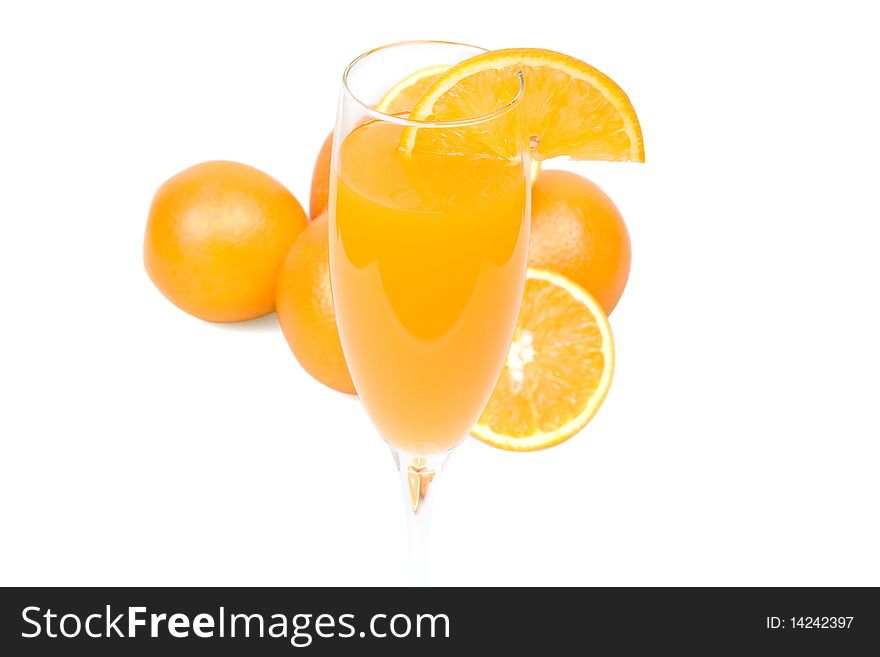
<box><xmin>341</xmin><ymin>40</ymin><xmax>524</xmax><ymax>128</ymax></box>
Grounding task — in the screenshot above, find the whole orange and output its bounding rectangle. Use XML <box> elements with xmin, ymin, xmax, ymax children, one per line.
<box><xmin>309</xmin><ymin>132</ymin><xmax>333</xmax><ymax>219</ymax></box>
<box><xmin>276</xmin><ymin>212</ymin><xmax>355</xmax><ymax>394</ymax></box>
<box><xmin>144</xmin><ymin>161</ymin><xmax>308</xmax><ymax>322</ymax></box>
<box><xmin>528</xmin><ymin>170</ymin><xmax>631</xmax><ymax>314</ymax></box>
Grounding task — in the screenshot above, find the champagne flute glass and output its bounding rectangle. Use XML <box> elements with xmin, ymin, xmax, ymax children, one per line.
<box><xmin>329</xmin><ymin>41</ymin><xmax>529</xmax><ymax>585</ymax></box>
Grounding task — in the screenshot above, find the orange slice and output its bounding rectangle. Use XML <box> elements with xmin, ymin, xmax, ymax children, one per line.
<box><xmin>375</xmin><ymin>65</ymin><xmax>449</xmax><ymax>115</ymax></box>
<box><xmin>472</xmin><ymin>269</ymin><xmax>614</xmax><ymax>451</ymax></box>
<box><xmin>403</xmin><ymin>48</ymin><xmax>644</xmax><ymax>162</ymax></box>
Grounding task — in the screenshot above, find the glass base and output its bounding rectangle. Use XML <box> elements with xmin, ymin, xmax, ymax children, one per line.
<box><xmin>390</xmin><ymin>448</ymin><xmax>454</xmax><ymax>586</ymax></box>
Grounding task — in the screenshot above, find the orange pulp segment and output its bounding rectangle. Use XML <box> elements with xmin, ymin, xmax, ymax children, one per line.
<box><xmin>375</xmin><ymin>65</ymin><xmax>449</xmax><ymax>115</ymax></box>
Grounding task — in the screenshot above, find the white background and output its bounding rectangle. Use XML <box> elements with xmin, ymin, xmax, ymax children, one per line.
<box><xmin>1</xmin><ymin>0</ymin><xmax>878</xmax><ymax>586</ymax></box>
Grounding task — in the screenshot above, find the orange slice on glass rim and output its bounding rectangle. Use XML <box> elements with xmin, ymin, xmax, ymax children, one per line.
<box><xmin>402</xmin><ymin>48</ymin><xmax>644</xmax><ymax>162</ymax></box>
<box><xmin>472</xmin><ymin>269</ymin><xmax>614</xmax><ymax>451</ymax></box>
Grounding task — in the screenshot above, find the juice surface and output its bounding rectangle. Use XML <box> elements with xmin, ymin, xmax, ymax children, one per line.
<box><xmin>330</xmin><ymin>120</ymin><xmax>529</xmax><ymax>455</ymax></box>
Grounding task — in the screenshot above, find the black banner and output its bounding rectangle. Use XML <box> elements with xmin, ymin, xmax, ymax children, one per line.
<box><xmin>1</xmin><ymin>587</ymin><xmax>877</xmax><ymax>654</ymax></box>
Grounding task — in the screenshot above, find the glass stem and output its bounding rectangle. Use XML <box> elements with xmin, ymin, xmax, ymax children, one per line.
<box><xmin>391</xmin><ymin>448</ymin><xmax>452</xmax><ymax>586</ymax></box>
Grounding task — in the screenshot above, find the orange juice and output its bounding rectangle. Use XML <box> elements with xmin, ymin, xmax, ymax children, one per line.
<box><xmin>330</xmin><ymin>120</ymin><xmax>529</xmax><ymax>455</ymax></box>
